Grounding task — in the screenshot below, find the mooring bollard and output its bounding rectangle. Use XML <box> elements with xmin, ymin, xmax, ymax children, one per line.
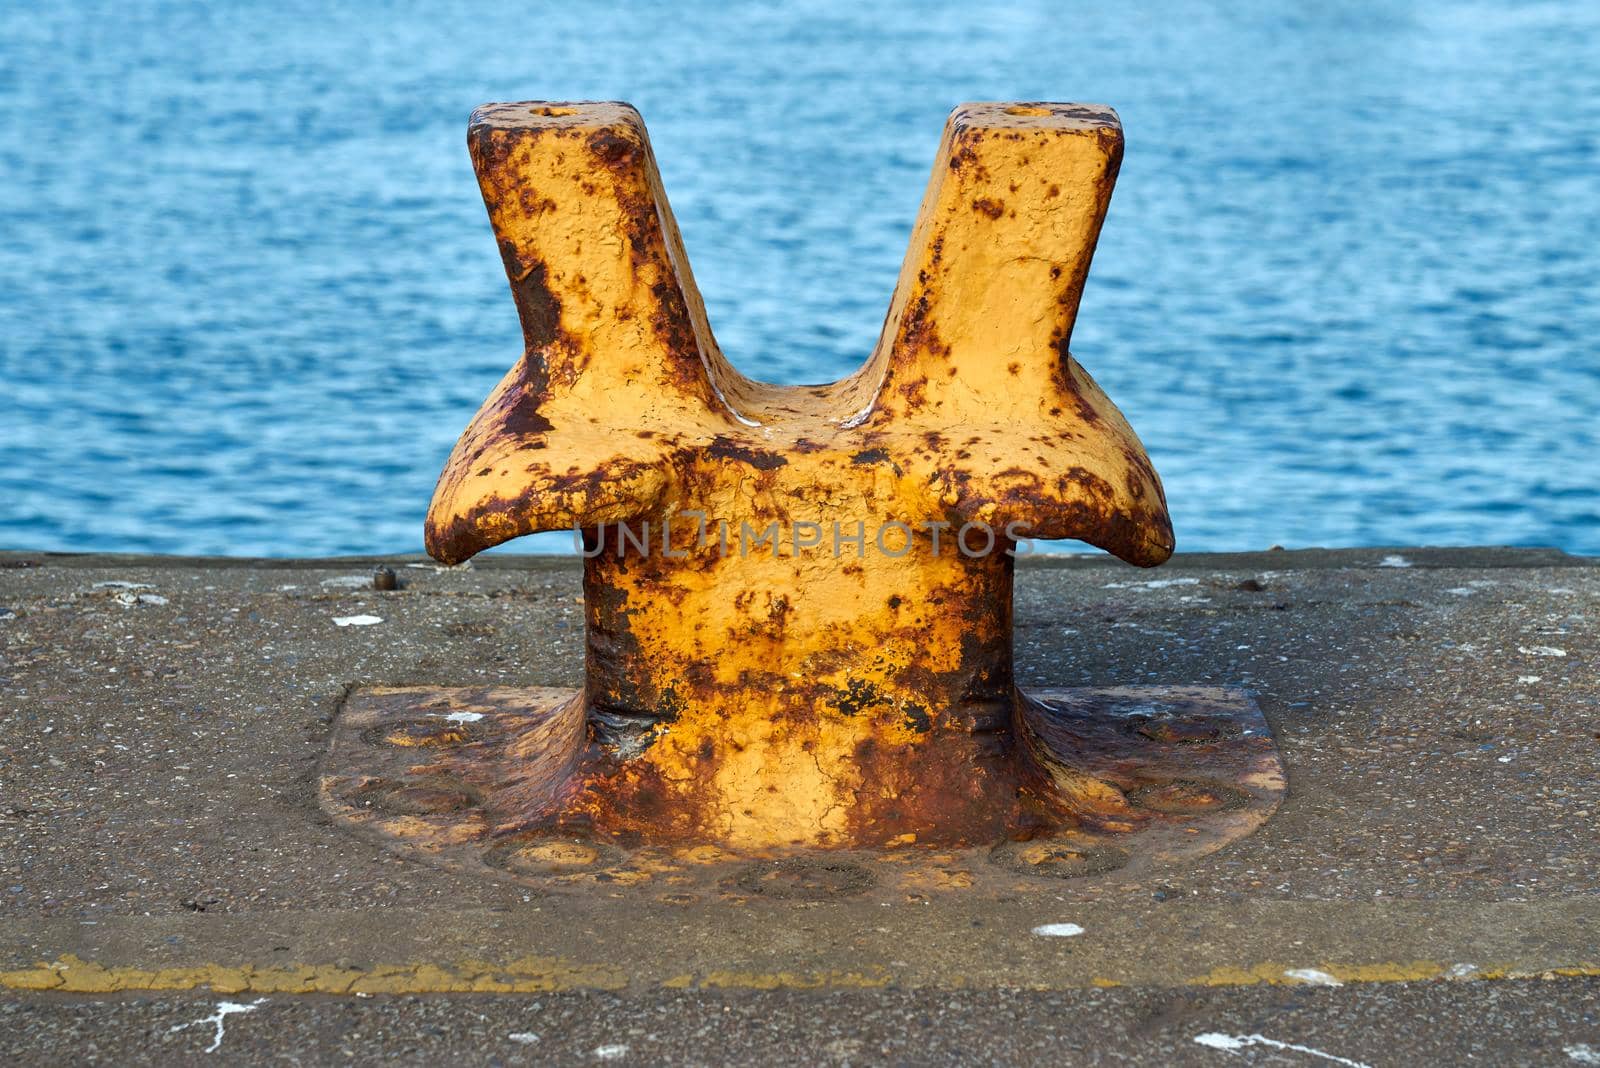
<box><xmin>320</xmin><ymin>102</ymin><xmax>1283</xmax><ymax>892</ymax></box>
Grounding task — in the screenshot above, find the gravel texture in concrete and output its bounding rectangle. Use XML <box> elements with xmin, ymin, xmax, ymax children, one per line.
<box><xmin>0</xmin><ymin>547</ymin><xmax>1596</xmax><ymax>1064</ymax></box>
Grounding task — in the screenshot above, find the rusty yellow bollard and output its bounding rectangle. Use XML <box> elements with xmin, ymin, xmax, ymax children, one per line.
<box><xmin>320</xmin><ymin>102</ymin><xmax>1282</xmax><ymax>891</ymax></box>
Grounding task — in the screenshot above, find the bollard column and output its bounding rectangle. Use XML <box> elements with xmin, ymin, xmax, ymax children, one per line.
<box><xmin>320</xmin><ymin>102</ymin><xmax>1283</xmax><ymax>890</ymax></box>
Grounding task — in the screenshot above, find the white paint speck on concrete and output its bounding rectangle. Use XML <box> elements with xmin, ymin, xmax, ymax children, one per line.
<box><xmin>1518</xmin><ymin>676</ymin><xmax>1542</xmax><ymax>684</ymax></box>
<box><xmin>1283</xmin><ymin>968</ymin><xmax>1342</xmax><ymax>986</ymax></box>
<box><xmin>320</xmin><ymin>575</ymin><xmax>372</xmax><ymax>588</ymax></box>
<box><xmin>508</xmin><ymin>1032</ymin><xmax>540</xmax><ymax>1045</ymax></box>
<box><xmin>113</xmin><ymin>591</ymin><xmax>169</xmax><ymax>606</ymax></box>
<box><xmin>1102</xmin><ymin>577</ymin><xmax>1200</xmax><ymax>590</ymax></box>
<box><xmin>333</xmin><ymin>615</ymin><xmax>383</xmax><ymax>627</ymax></box>
<box><xmin>1518</xmin><ymin>646</ymin><xmax>1567</xmax><ymax>657</ymax></box>
<box><xmin>170</xmin><ymin>998</ymin><xmax>267</xmax><ymax>1053</ymax></box>
<box><xmin>1378</xmin><ymin>555</ymin><xmax>1411</xmax><ymax>568</ymax></box>
<box><xmin>1031</xmin><ymin>922</ymin><xmax>1085</xmax><ymax>937</ymax></box>
<box><xmin>1567</xmin><ymin>1044</ymin><xmax>1600</xmax><ymax>1064</ymax></box>
<box><xmin>431</xmin><ymin>711</ymin><xmax>485</xmax><ymax>723</ymax></box>
<box><xmin>1194</xmin><ymin>1031</ymin><xmax>1371</xmax><ymax>1067</ymax></box>
<box><xmin>594</xmin><ymin>1044</ymin><xmax>630</xmax><ymax>1060</ymax></box>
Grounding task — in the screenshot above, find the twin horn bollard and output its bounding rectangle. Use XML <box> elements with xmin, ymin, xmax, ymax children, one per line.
<box><xmin>320</xmin><ymin>102</ymin><xmax>1283</xmax><ymax>894</ymax></box>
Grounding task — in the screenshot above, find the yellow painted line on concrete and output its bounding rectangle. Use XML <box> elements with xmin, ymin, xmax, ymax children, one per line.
<box><xmin>0</xmin><ymin>955</ymin><xmax>628</xmax><ymax>995</ymax></box>
<box><xmin>678</xmin><ymin>970</ymin><xmax>894</xmax><ymax>991</ymax></box>
<box><xmin>1190</xmin><ymin>961</ymin><xmax>1498</xmax><ymax>986</ymax></box>
<box><xmin>1192</xmin><ymin>961</ymin><xmax>1600</xmax><ymax>987</ymax></box>
<box><xmin>2</xmin><ymin>955</ymin><xmax>1596</xmax><ymax>995</ymax></box>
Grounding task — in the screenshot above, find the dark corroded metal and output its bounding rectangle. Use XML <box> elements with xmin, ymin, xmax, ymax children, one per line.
<box><xmin>321</xmin><ymin>685</ymin><xmax>1282</xmax><ymax>895</ymax></box>
<box><xmin>318</xmin><ymin>100</ymin><xmax>1284</xmax><ymax>882</ymax></box>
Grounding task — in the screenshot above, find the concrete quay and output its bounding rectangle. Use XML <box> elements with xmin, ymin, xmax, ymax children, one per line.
<box><xmin>0</xmin><ymin>547</ymin><xmax>1595</xmax><ymax>1064</ymax></box>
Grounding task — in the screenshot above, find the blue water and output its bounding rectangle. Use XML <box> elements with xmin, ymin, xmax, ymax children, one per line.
<box><xmin>2</xmin><ymin>2</ymin><xmax>1597</xmax><ymax>557</ymax></box>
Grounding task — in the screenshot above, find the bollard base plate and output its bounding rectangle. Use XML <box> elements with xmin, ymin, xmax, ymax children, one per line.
<box><xmin>318</xmin><ymin>685</ymin><xmax>1284</xmax><ymax>897</ymax></box>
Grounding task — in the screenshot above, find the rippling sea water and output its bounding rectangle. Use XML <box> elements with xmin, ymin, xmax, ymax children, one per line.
<box><xmin>2</xmin><ymin>2</ymin><xmax>1596</xmax><ymax>556</ymax></box>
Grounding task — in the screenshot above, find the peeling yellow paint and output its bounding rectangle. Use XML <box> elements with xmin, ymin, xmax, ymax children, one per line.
<box><xmin>2</xmin><ymin>955</ymin><xmax>1595</xmax><ymax>996</ymax></box>
<box><xmin>0</xmin><ymin>954</ymin><xmax>628</xmax><ymax>995</ymax></box>
<box><xmin>691</xmin><ymin>969</ymin><xmax>895</xmax><ymax>991</ymax></box>
<box><xmin>1186</xmin><ymin>960</ymin><xmax>1600</xmax><ymax>987</ymax></box>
